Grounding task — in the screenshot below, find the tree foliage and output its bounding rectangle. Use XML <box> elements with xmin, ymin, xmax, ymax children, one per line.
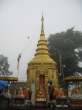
<box><xmin>0</xmin><ymin>55</ymin><xmax>12</xmax><ymax>76</ymax></box>
<box><xmin>48</xmin><ymin>28</ymin><xmax>82</xmax><ymax>77</ymax></box>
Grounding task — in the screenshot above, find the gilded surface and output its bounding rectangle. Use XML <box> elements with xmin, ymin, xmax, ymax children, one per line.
<box><xmin>27</xmin><ymin>16</ymin><xmax>59</xmax><ymax>100</ymax></box>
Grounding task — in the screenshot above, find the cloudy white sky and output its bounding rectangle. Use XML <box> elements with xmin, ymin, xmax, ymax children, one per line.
<box><xmin>0</xmin><ymin>0</ymin><xmax>82</xmax><ymax>81</ymax></box>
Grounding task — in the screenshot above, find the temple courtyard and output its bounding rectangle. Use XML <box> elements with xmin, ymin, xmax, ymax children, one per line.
<box><xmin>0</xmin><ymin>16</ymin><xmax>82</xmax><ymax>110</ymax></box>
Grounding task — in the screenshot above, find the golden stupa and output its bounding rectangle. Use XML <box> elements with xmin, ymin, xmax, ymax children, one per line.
<box><xmin>27</xmin><ymin>15</ymin><xmax>59</xmax><ymax>101</ymax></box>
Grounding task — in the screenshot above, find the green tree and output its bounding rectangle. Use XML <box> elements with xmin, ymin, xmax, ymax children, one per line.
<box><xmin>48</xmin><ymin>28</ymin><xmax>82</xmax><ymax>77</ymax></box>
<box><xmin>0</xmin><ymin>55</ymin><xmax>12</xmax><ymax>76</ymax></box>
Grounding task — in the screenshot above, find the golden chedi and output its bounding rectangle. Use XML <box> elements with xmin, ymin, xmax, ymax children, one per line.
<box><xmin>27</xmin><ymin>15</ymin><xmax>59</xmax><ymax>101</ymax></box>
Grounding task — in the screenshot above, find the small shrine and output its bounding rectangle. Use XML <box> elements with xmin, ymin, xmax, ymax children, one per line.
<box><xmin>27</xmin><ymin>15</ymin><xmax>59</xmax><ymax>101</ymax></box>
<box><xmin>64</xmin><ymin>75</ymin><xmax>82</xmax><ymax>97</ymax></box>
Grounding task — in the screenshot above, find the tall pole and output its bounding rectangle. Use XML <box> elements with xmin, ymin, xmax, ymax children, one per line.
<box><xmin>59</xmin><ymin>53</ymin><xmax>62</xmax><ymax>76</ymax></box>
<box><xmin>59</xmin><ymin>52</ymin><xmax>64</xmax><ymax>87</ymax></box>
<box><xmin>17</xmin><ymin>36</ymin><xmax>30</xmax><ymax>80</ymax></box>
<box><xmin>17</xmin><ymin>53</ymin><xmax>21</xmax><ymax>80</ymax></box>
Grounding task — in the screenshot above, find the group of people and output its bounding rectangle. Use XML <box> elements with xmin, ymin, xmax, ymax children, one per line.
<box><xmin>19</xmin><ymin>85</ymin><xmax>65</xmax><ymax>101</ymax></box>
<box><xmin>0</xmin><ymin>83</ymin><xmax>65</xmax><ymax>101</ymax></box>
<box><xmin>0</xmin><ymin>87</ymin><xmax>32</xmax><ymax>100</ymax></box>
<box><xmin>48</xmin><ymin>83</ymin><xmax>65</xmax><ymax>101</ymax></box>
<box><xmin>68</xmin><ymin>86</ymin><xmax>81</xmax><ymax>97</ymax></box>
<box><xmin>18</xmin><ymin>87</ymin><xmax>32</xmax><ymax>99</ymax></box>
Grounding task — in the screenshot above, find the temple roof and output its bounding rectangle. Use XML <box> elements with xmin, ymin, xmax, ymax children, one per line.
<box><xmin>64</xmin><ymin>76</ymin><xmax>82</xmax><ymax>82</ymax></box>
<box><xmin>0</xmin><ymin>76</ymin><xmax>18</xmax><ymax>81</ymax></box>
<box><xmin>29</xmin><ymin>15</ymin><xmax>56</xmax><ymax>64</ymax></box>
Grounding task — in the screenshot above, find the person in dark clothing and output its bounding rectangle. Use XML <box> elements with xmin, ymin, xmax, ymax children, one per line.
<box><xmin>48</xmin><ymin>81</ymin><xmax>54</xmax><ymax>101</ymax></box>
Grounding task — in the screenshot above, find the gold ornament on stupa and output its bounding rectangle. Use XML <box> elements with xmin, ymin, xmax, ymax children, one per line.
<box><xmin>27</xmin><ymin>15</ymin><xmax>59</xmax><ymax>101</ymax></box>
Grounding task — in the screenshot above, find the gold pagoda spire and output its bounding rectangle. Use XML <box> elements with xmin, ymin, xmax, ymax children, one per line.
<box><xmin>40</xmin><ymin>14</ymin><xmax>45</xmax><ymax>41</ymax></box>
<box><xmin>35</xmin><ymin>15</ymin><xmax>49</xmax><ymax>56</ymax></box>
<box><xmin>29</xmin><ymin>15</ymin><xmax>56</xmax><ymax>64</ymax></box>
<box><xmin>41</xmin><ymin>14</ymin><xmax>44</xmax><ymax>35</ymax></box>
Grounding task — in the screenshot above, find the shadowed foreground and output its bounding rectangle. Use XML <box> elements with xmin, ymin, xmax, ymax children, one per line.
<box><xmin>0</xmin><ymin>95</ymin><xmax>82</xmax><ymax>110</ymax></box>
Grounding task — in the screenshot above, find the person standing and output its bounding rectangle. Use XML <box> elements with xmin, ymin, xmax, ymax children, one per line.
<box><xmin>48</xmin><ymin>81</ymin><xmax>54</xmax><ymax>101</ymax></box>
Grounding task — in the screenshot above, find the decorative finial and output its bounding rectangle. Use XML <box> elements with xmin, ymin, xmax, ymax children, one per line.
<box><xmin>41</xmin><ymin>13</ymin><xmax>44</xmax><ymax>35</ymax></box>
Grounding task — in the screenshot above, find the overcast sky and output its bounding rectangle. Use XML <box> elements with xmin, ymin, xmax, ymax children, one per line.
<box><xmin>0</xmin><ymin>0</ymin><xmax>82</xmax><ymax>81</ymax></box>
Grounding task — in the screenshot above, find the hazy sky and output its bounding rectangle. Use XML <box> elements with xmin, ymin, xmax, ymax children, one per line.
<box><xmin>0</xmin><ymin>0</ymin><xmax>82</xmax><ymax>81</ymax></box>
